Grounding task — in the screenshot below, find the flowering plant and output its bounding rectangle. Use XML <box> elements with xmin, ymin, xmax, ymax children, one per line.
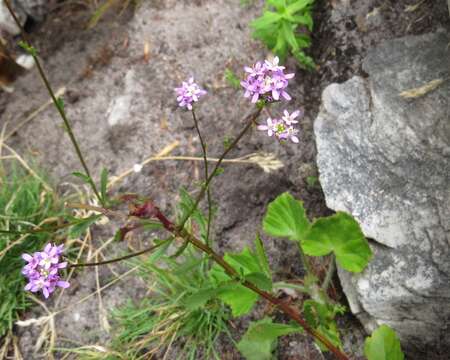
<box><xmin>4</xmin><ymin>0</ymin><xmax>403</xmax><ymax>355</ymax></box>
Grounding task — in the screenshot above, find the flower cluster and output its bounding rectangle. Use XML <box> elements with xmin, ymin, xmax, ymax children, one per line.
<box><xmin>22</xmin><ymin>243</ymin><xmax>70</xmax><ymax>298</ymax></box>
<box><xmin>241</xmin><ymin>57</ymin><xmax>294</xmax><ymax>103</ymax></box>
<box><xmin>257</xmin><ymin>110</ymin><xmax>301</xmax><ymax>143</ymax></box>
<box><xmin>175</xmin><ymin>77</ymin><xmax>207</xmax><ymax>110</ymax></box>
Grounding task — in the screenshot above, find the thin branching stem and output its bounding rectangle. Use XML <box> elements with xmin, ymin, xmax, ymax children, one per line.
<box><xmin>179</xmin><ymin>106</ymin><xmax>263</xmax><ymax>229</ymax></box>
<box><xmin>3</xmin><ymin>0</ymin><xmax>103</xmax><ymax>206</ymax></box>
<box><xmin>191</xmin><ymin>108</ymin><xmax>213</xmax><ymax>246</ymax></box>
<box><xmin>68</xmin><ymin>238</ymin><xmax>172</xmax><ymax>268</ymax></box>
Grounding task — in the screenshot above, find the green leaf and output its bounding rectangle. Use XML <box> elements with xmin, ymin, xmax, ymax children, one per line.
<box><xmin>292</xmin><ymin>13</ymin><xmax>313</xmax><ymax>31</ymax></box>
<box><xmin>140</xmin><ymin>220</ymin><xmax>164</xmax><ymax>231</ymax></box>
<box><xmin>301</xmin><ymin>212</ymin><xmax>372</xmax><ymax>272</ymax></box>
<box><xmin>100</xmin><ymin>168</ymin><xmax>108</xmax><ymax>203</ymax></box>
<box><xmin>292</xmin><ymin>49</ymin><xmax>315</xmax><ymax>69</ymax></box>
<box><xmin>364</xmin><ymin>325</ymin><xmax>404</xmax><ymax>360</ymax></box>
<box><xmin>250</xmin><ymin>11</ymin><xmax>282</xmax><ymax>31</ymax></box>
<box><xmin>218</xmin><ymin>282</ymin><xmax>258</xmax><ymax>317</ymax></box>
<box><xmin>237</xmin><ymin>318</ymin><xmax>302</xmax><ymax>360</ymax></box>
<box><xmin>68</xmin><ymin>214</ymin><xmax>102</xmax><ymax>239</ymax></box>
<box><xmin>263</xmin><ymin>192</ymin><xmax>310</xmax><ymax>242</ymax></box>
<box><xmin>286</xmin><ymin>0</ymin><xmax>314</xmax><ymax>15</ymax></box>
<box><xmin>18</xmin><ymin>41</ymin><xmax>37</xmax><ymax>56</ymax></box>
<box><xmin>72</xmin><ymin>172</ymin><xmax>91</xmax><ymax>184</ymax></box>
<box><xmin>177</xmin><ymin>188</ymin><xmax>208</xmax><ymax>241</ymax></box>
<box><xmin>281</xmin><ymin>20</ymin><xmax>299</xmax><ymax>52</ymax></box>
<box><xmin>266</xmin><ymin>0</ymin><xmax>285</xmax><ymax>12</ymax></box>
<box><xmin>245</xmin><ymin>272</ymin><xmax>272</xmax><ymax>291</ymax></box>
<box><xmin>184</xmin><ymin>288</ymin><xmax>218</xmax><ymax>310</ymax></box>
<box><xmin>56</xmin><ymin>97</ymin><xmax>65</xmax><ymax>112</ymax></box>
<box><xmin>295</xmin><ymin>33</ymin><xmax>312</xmax><ymax>48</ymax></box>
<box><xmin>303</xmin><ymin>300</ymin><xmax>343</xmax><ymax>352</ymax></box>
<box><xmin>208</xmin><ymin>246</ymin><xmax>273</xmax><ymax>316</ymax></box>
<box><xmin>225</xmin><ymin>247</ymin><xmax>263</xmax><ymax>275</ymax></box>
<box><xmin>209</xmin><ymin>264</ymin><xmax>259</xmax><ymax>317</ymax></box>
<box><xmin>272</xmin><ymin>31</ymin><xmax>289</xmax><ymax>62</ymax></box>
<box><xmin>254</xmin><ymin>234</ymin><xmax>271</xmax><ymax>278</ymax></box>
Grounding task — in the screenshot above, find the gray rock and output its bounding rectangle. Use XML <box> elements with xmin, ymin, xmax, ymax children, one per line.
<box><xmin>0</xmin><ymin>0</ymin><xmax>51</xmax><ymax>35</ymax></box>
<box><xmin>314</xmin><ymin>31</ymin><xmax>450</xmax><ymax>357</ymax></box>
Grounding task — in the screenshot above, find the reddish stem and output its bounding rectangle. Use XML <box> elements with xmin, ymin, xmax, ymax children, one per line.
<box><xmin>146</xmin><ymin>204</ymin><xmax>350</xmax><ymax>360</ymax></box>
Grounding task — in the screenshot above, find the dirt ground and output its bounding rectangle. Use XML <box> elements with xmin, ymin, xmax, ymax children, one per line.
<box><xmin>1</xmin><ymin>0</ymin><xmax>449</xmax><ymax>359</ymax></box>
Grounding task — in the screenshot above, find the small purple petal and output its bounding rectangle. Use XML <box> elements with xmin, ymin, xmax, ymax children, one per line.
<box><xmin>281</xmin><ymin>91</ymin><xmax>291</xmax><ymax>101</ymax></box>
<box><xmin>43</xmin><ymin>288</ymin><xmax>50</xmax><ymax>298</ymax></box>
<box><xmin>57</xmin><ymin>281</ymin><xmax>70</xmax><ymax>289</ymax></box>
<box><xmin>22</xmin><ymin>254</ymin><xmax>33</xmax><ymax>262</ymax></box>
<box><xmin>24</xmin><ymin>283</ymin><xmax>33</xmax><ymax>291</ymax></box>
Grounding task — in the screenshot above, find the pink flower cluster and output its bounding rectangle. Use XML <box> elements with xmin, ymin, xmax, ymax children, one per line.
<box><xmin>22</xmin><ymin>243</ymin><xmax>70</xmax><ymax>298</ymax></box>
<box><xmin>175</xmin><ymin>77</ymin><xmax>207</xmax><ymax>110</ymax></box>
<box><xmin>241</xmin><ymin>57</ymin><xmax>294</xmax><ymax>103</ymax></box>
<box><xmin>258</xmin><ymin>110</ymin><xmax>302</xmax><ymax>143</ymax></box>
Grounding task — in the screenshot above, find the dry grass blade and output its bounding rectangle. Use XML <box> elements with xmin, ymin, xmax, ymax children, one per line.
<box><xmin>4</xmin><ymin>87</ymin><xmax>66</xmax><ymax>142</ymax></box>
<box><xmin>107</xmin><ymin>140</ymin><xmax>180</xmax><ymax>189</ymax></box>
<box><xmin>26</xmin><ymin>295</ymin><xmax>56</xmax><ymax>359</ymax></box>
<box><xmin>399</xmin><ymin>78</ymin><xmax>446</xmax><ymax>98</ymax></box>
<box><xmin>53</xmin><ymin>266</ymin><xmax>139</xmax><ymax>317</ymax></box>
<box><xmin>0</xmin><ymin>333</ymin><xmax>11</xmax><ymax>359</ymax></box>
<box><xmin>1</xmin><ymin>143</ymin><xmax>52</xmax><ymax>192</ymax></box>
<box><xmin>95</xmin><ymin>254</ymin><xmax>111</xmax><ymax>333</ymax></box>
<box><xmin>12</xmin><ymin>335</ymin><xmax>24</xmax><ymax>360</ymax></box>
<box><xmin>404</xmin><ymin>0</ymin><xmax>426</xmax><ymax>12</ymax></box>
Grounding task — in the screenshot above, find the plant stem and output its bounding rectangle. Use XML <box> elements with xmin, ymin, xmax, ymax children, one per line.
<box><xmin>191</xmin><ymin>108</ymin><xmax>213</xmax><ymax>246</ymax></box>
<box><xmin>68</xmin><ymin>238</ymin><xmax>172</xmax><ymax>268</ymax></box>
<box><xmin>65</xmin><ymin>202</ymin><xmax>125</xmax><ymax>220</ymax></box>
<box><xmin>152</xmin><ymin>206</ymin><xmax>350</xmax><ymax>360</ymax></box>
<box><xmin>179</xmin><ymin>106</ymin><xmax>262</xmax><ymax>229</ymax></box>
<box><xmin>3</xmin><ymin>0</ymin><xmax>103</xmax><ymax>206</ymax></box>
<box><xmin>321</xmin><ymin>255</ymin><xmax>335</xmax><ymax>291</ymax></box>
<box><xmin>298</xmin><ymin>242</ymin><xmax>314</xmax><ymax>277</ymax></box>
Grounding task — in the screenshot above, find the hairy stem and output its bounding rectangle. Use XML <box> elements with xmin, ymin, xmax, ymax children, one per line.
<box><xmin>298</xmin><ymin>242</ymin><xmax>314</xmax><ymax>277</ymax></box>
<box><xmin>4</xmin><ymin>0</ymin><xmax>103</xmax><ymax>205</ymax></box>
<box><xmin>68</xmin><ymin>238</ymin><xmax>172</xmax><ymax>268</ymax></box>
<box><xmin>321</xmin><ymin>255</ymin><xmax>335</xmax><ymax>291</ymax></box>
<box><xmin>179</xmin><ymin>106</ymin><xmax>263</xmax><ymax>229</ymax></box>
<box><xmin>152</xmin><ymin>206</ymin><xmax>350</xmax><ymax>360</ymax></box>
<box><xmin>191</xmin><ymin>108</ymin><xmax>213</xmax><ymax>245</ymax></box>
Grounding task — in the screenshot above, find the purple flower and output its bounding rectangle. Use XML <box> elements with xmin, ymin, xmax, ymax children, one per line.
<box><xmin>22</xmin><ymin>243</ymin><xmax>70</xmax><ymax>299</ymax></box>
<box><xmin>175</xmin><ymin>77</ymin><xmax>207</xmax><ymax>110</ymax></box>
<box><xmin>264</xmin><ymin>57</ymin><xmax>285</xmax><ymax>72</ymax></box>
<box><xmin>38</xmin><ymin>243</ymin><xmax>61</xmax><ymax>269</ymax></box>
<box><xmin>241</xmin><ymin>56</ymin><xmax>295</xmax><ymax>104</ymax></box>
<box><xmin>257</xmin><ymin>117</ymin><xmax>281</xmax><ymax>137</ymax></box>
<box><xmin>281</xmin><ymin>109</ymin><xmax>302</xmax><ymax>126</ymax></box>
<box><xmin>278</xmin><ymin>125</ymin><xmax>300</xmax><ymax>143</ymax></box>
<box><xmin>257</xmin><ymin>109</ymin><xmax>301</xmax><ymax>144</ymax></box>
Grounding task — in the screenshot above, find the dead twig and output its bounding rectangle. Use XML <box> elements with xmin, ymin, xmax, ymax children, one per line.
<box><xmin>399</xmin><ymin>78</ymin><xmax>447</xmax><ymax>99</ymax></box>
